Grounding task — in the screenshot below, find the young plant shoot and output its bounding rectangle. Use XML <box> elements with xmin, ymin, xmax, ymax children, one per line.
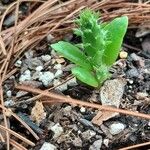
<box><xmin>51</xmin><ymin>9</ymin><xmax>128</xmax><ymax>87</ymax></box>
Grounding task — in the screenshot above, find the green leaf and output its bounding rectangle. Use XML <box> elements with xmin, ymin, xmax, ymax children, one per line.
<box><xmin>51</xmin><ymin>41</ymin><xmax>92</xmax><ymax>70</ymax></box>
<box><xmin>71</xmin><ymin>67</ymin><xmax>98</xmax><ymax>87</ymax></box>
<box><xmin>102</xmin><ymin>16</ymin><xmax>128</xmax><ymax>66</ymax></box>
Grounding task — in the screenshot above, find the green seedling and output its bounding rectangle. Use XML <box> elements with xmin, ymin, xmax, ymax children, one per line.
<box><xmin>51</xmin><ymin>9</ymin><xmax>128</xmax><ymax>87</ymax></box>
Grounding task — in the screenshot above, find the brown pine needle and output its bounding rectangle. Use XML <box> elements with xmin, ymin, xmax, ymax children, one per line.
<box><xmin>119</xmin><ymin>141</ymin><xmax>150</xmax><ymax>150</ymax></box>
<box><xmin>0</xmin><ymin>125</ymin><xmax>35</xmax><ymax>146</ymax></box>
<box><xmin>16</xmin><ymin>85</ymin><xmax>150</xmax><ymax>120</ymax></box>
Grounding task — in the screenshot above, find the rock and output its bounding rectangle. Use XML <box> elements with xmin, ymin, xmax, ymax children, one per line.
<box><xmin>47</xmin><ymin>34</ymin><xmax>54</xmax><ymax>42</ymax></box>
<box><xmin>24</xmin><ymin>50</ymin><xmax>33</xmax><ymax>59</ymax></box>
<box><xmin>67</xmin><ymin>77</ymin><xmax>78</xmax><ymax>87</ymax></box>
<box><xmin>135</xmin><ymin>92</ymin><xmax>148</xmax><ymax>100</ymax></box>
<box><xmin>4</xmin><ymin>99</ymin><xmax>14</xmax><ymax>107</ymax></box>
<box><xmin>130</xmin><ymin>53</ymin><xmax>144</xmax><ymax>67</ymax></box>
<box><xmin>103</xmin><ymin>139</ymin><xmax>109</xmax><ymax>147</ymax></box>
<box><xmin>53</xmin><ymin>64</ymin><xmax>62</xmax><ymax>70</ymax></box>
<box><xmin>126</xmin><ymin>68</ymin><xmax>140</xmax><ymax>78</ymax></box>
<box><xmin>82</xmin><ymin>130</ymin><xmax>96</xmax><ymax>140</ymax></box>
<box><xmin>35</xmin><ymin>66</ymin><xmax>43</xmax><ymax>72</ymax></box>
<box><xmin>6</xmin><ymin>90</ymin><xmax>12</xmax><ymax>98</ymax></box>
<box><xmin>80</xmin><ymin>107</ymin><xmax>86</xmax><ymax>113</ymax></box>
<box><xmin>16</xmin><ymin>91</ymin><xmax>28</xmax><ymax>98</ymax></box>
<box><xmin>79</xmin><ymin>118</ymin><xmax>94</xmax><ymax>128</ymax></box>
<box><xmin>24</xmin><ymin>57</ymin><xmax>43</xmax><ymax>70</ymax></box>
<box><xmin>41</xmin><ymin>55</ymin><xmax>51</xmax><ymax>62</ymax></box>
<box><xmin>40</xmin><ymin>142</ymin><xmax>57</xmax><ymax>150</ymax></box>
<box><xmin>100</xmin><ymin>78</ymin><xmax>126</xmax><ymax>107</ymax></box>
<box><xmin>141</xmin><ymin>36</ymin><xmax>150</xmax><ymax>54</ymax></box>
<box><xmin>3</xmin><ymin>13</ymin><xmax>15</xmax><ymax>27</ymax></box>
<box><xmin>53</xmin><ymin>79</ymin><xmax>68</xmax><ymax>91</ymax></box>
<box><xmin>19</xmin><ymin>70</ymin><xmax>31</xmax><ymax>82</ymax></box>
<box><xmin>89</xmin><ymin>138</ymin><xmax>103</xmax><ymax>150</ymax></box>
<box><xmin>109</xmin><ymin>122</ymin><xmax>125</xmax><ymax>135</ymax></box>
<box><xmin>50</xmin><ymin>123</ymin><xmax>63</xmax><ymax>139</ymax></box>
<box><xmin>39</xmin><ymin>71</ymin><xmax>54</xmax><ymax>87</ymax></box>
<box><xmin>15</xmin><ymin>60</ymin><xmax>22</xmax><ymax>67</ymax></box>
<box><xmin>54</xmin><ymin>69</ymin><xmax>63</xmax><ymax>78</ymax></box>
<box><xmin>72</xmin><ymin>137</ymin><xmax>82</xmax><ymax>147</ymax></box>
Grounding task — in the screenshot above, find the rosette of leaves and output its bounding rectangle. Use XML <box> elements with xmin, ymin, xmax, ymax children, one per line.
<box><xmin>51</xmin><ymin>9</ymin><xmax>128</xmax><ymax>87</ymax></box>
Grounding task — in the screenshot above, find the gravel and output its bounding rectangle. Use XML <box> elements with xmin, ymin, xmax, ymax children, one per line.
<box><xmin>109</xmin><ymin>122</ymin><xmax>125</xmax><ymax>135</ymax></box>
<box><xmin>89</xmin><ymin>138</ymin><xmax>103</xmax><ymax>150</ymax></box>
<box><xmin>19</xmin><ymin>70</ymin><xmax>31</xmax><ymax>82</ymax></box>
<box><xmin>41</xmin><ymin>55</ymin><xmax>51</xmax><ymax>62</ymax></box>
<box><xmin>50</xmin><ymin>123</ymin><xmax>64</xmax><ymax>139</ymax></box>
<box><xmin>40</xmin><ymin>142</ymin><xmax>57</xmax><ymax>150</ymax></box>
<box><xmin>39</xmin><ymin>71</ymin><xmax>55</xmax><ymax>87</ymax></box>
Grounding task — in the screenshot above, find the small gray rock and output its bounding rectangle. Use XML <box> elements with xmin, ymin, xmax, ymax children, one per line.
<box><xmin>54</xmin><ymin>69</ymin><xmax>63</xmax><ymax>78</ymax></box>
<box><xmin>126</xmin><ymin>68</ymin><xmax>139</xmax><ymax>78</ymax></box>
<box><xmin>39</xmin><ymin>71</ymin><xmax>54</xmax><ymax>87</ymax></box>
<box><xmin>6</xmin><ymin>90</ymin><xmax>12</xmax><ymax>98</ymax></box>
<box><xmin>54</xmin><ymin>64</ymin><xmax>62</xmax><ymax>70</ymax></box>
<box><xmin>3</xmin><ymin>13</ymin><xmax>15</xmax><ymax>27</ymax></box>
<box><xmin>40</xmin><ymin>142</ymin><xmax>57</xmax><ymax>150</ymax></box>
<box><xmin>41</xmin><ymin>55</ymin><xmax>51</xmax><ymax>62</ymax></box>
<box><xmin>53</xmin><ymin>79</ymin><xmax>68</xmax><ymax>92</ymax></box>
<box><xmin>89</xmin><ymin>138</ymin><xmax>103</xmax><ymax>150</ymax></box>
<box><xmin>109</xmin><ymin>122</ymin><xmax>125</xmax><ymax>135</ymax></box>
<box><xmin>72</xmin><ymin>137</ymin><xmax>82</xmax><ymax>147</ymax></box>
<box><xmin>50</xmin><ymin>123</ymin><xmax>63</xmax><ymax>139</ymax></box>
<box><xmin>67</xmin><ymin>77</ymin><xmax>78</xmax><ymax>87</ymax></box>
<box><xmin>15</xmin><ymin>60</ymin><xmax>22</xmax><ymax>67</ymax></box>
<box><xmin>82</xmin><ymin>130</ymin><xmax>96</xmax><ymax>140</ymax></box>
<box><xmin>19</xmin><ymin>70</ymin><xmax>31</xmax><ymax>82</ymax></box>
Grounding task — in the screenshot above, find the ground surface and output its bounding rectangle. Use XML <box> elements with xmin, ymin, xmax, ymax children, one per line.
<box><xmin>0</xmin><ymin>0</ymin><xmax>150</xmax><ymax>150</ymax></box>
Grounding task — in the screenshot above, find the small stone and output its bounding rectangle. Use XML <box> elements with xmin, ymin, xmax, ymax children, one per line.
<box><xmin>109</xmin><ymin>122</ymin><xmax>125</xmax><ymax>135</ymax></box>
<box><xmin>15</xmin><ymin>60</ymin><xmax>22</xmax><ymax>67</ymax></box>
<box><xmin>80</xmin><ymin>107</ymin><xmax>86</xmax><ymax>113</ymax></box>
<box><xmin>130</xmin><ymin>53</ymin><xmax>144</xmax><ymax>67</ymax></box>
<box><xmin>24</xmin><ymin>50</ymin><xmax>33</xmax><ymax>59</ymax></box>
<box><xmin>16</xmin><ymin>91</ymin><xmax>28</xmax><ymax>98</ymax></box>
<box><xmin>50</xmin><ymin>123</ymin><xmax>63</xmax><ymax>139</ymax></box>
<box><xmin>6</xmin><ymin>90</ymin><xmax>12</xmax><ymax>98</ymax></box>
<box><xmin>126</xmin><ymin>68</ymin><xmax>139</xmax><ymax>78</ymax></box>
<box><xmin>41</xmin><ymin>55</ymin><xmax>51</xmax><ymax>62</ymax></box>
<box><xmin>82</xmin><ymin>130</ymin><xmax>96</xmax><ymax>140</ymax></box>
<box><xmin>79</xmin><ymin>118</ymin><xmax>94</xmax><ymax>128</ymax></box>
<box><xmin>103</xmin><ymin>139</ymin><xmax>109</xmax><ymax>147</ymax></box>
<box><xmin>4</xmin><ymin>100</ymin><xmax>14</xmax><ymax>107</ymax></box>
<box><xmin>128</xmin><ymin>79</ymin><xmax>133</xmax><ymax>84</ymax></box>
<box><xmin>53</xmin><ymin>79</ymin><xmax>68</xmax><ymax>91</ymax></box>
<box><xmin>54</xmin><ymin>69</ymin><xmax>63</xmax><ymax>78</ymax></box>
<box><xmin>136</xmin><ymin>92</ymin><xmax>148</xmax><ymax>99</ymax></box>
<box><xmin>3</xmin><ymin>14</ymin><xmax>15</xmax><ymax>27</ymax></box>
<box><xmin>19</xmin><ymin>70</ymin><xmax>31</xmax><ymax>82</ymax></box>
<box><xmin>35</xmin><ymin>66</ymin><xmax>43</xmax><ymax>72</ymax></box>
<box><xmin>47</xmin><ymin>34</ymin><xmax>54</xmax><ymax>42</ymax></box>
<box><xmin>39</xmin><ymin>71</ymin><xmax>54</xmax><ymax>87</ymax></box>
<box><xmin>89</xmin><ymin>138</ymin><xmax>103</xmax><ymax>150</ymax></box>
<box><xmin>72</xmin><ymin>137</ymin><xmax>82</xmax><ymax>147</ymax></box>
<box><xmin>54</xmin><ymin>64</ymin><xmax>62</xmax><ymax>70</ymax></box>
<box><xmin>119</xmin><ymin>51</ymin><xmax>128</xmax><ymax>59</ymax></box>
<box><xmin>67</xmin><ymin>77</ymin><xmax>78</xmax><ymax>87</ymax></box>
<box><xmin>40</xmin><ymin>142</ymin><xmax>57</xmax><ymax>150</ymax></box>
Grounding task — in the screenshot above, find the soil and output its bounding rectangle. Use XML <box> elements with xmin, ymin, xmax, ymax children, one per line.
<box><xmin>0</xmin><ymin>1</ymin><xmax>150</xmax><ymax>150</ymax></box>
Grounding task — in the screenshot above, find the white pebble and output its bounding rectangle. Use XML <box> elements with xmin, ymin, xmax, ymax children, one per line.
<box><xmin>50</xmin><ymin>123</ymin><xmax>63</xmax><ymax>139</ymax></box>
<box><xmin>6</xmin><ymin>90</ymin><xmax>12</xmax><ymax>98</ymax></box>
<box><xmin>89</xmin><ymin>138</ymin><xmax>102</xmax><ymax>150</ymax></box>
<box><xmin>67</xmin><ymin>77</ymin><xmax>78</xmax><ymax>86</ymax></box>
<box><xmin>41</xmin><ymin>55</ymin><xmax>51</xmax><ymax>62</ymax></box>
<box><xmin>53</xmin><ymin>79</ymin><xmax>68</xmax><ymax>92</ymax></box>
<box><xmin>36</xmin><ymin>66</ymin><xmax>43</xmax><ymax>72</ymax></box>
<box><xmin>109</xmin><ymin>122</ymin><xmax>125</xmax><ymax>135</ymax></box>
<box><xmin>103</xmin><ymin>139</ymin><xmax>109</xmax><ymax>147</ymax></box>
<box><xmin>4</xmin><ymin>99</ymin><xmax>14</xmax><ymax>107</ymax></box>
<box><xmin>54</xmin><ymin>69</ymin><xmax>63</xmax><ymax>78</ymax></box>
<box><xmin>54</xmin><ymin>64</ymin><xmax>62</xmax><ymax>70</ymax></box>
<box><xmin>15</xmin><ymin>60</ymin><xmax>22</xmax><ymax>67</ymax></box>
<box><xmin>80</xmin><ymin>107</ymin><xmax>86</xmax><ymax>113</ymax></box>
<box><xmin>40</xmin><ymin>142</ymin><xmax>56</xmax><ymax>150</ymax></box>
<box><xmin>19</xmin><ymin>70</ymin><xmax>31</xmax><ymax>82</ymax></box>
<box><xmin>39</xmin><ymin>71</ymin><xmax>54</xmax><ymax>87</ymax></box>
